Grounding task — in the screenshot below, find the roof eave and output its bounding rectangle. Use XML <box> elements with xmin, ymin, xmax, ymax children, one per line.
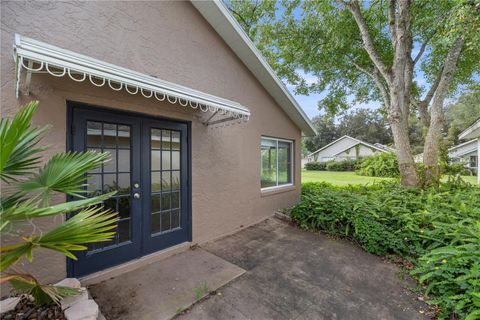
<box><xmin>459</xmin><ymin>119</ymin><xmax>480</xmax><ymax>140</ymax></box>
<box><xmin>191</xmin><ymin>0</ymin><xmax>317</xmax><ymax>137</ymax></box>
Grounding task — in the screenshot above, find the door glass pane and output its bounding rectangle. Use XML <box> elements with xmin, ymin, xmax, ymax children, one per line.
<box><xmin>162</xmin><ymin>151</ymin><xmax>171</xmax><ymax>170</ymax></box>
<box><xmin>171</xmin><ymin>171</ymin><xmax>180</xmax><ymax>190</ymax></box>
<box><xmin>172</xmin><ymin>151</ymin><xmax>180</xmax><ymax>170</ymax></box>
<box><xmin>118</xmin><ymin>149</ymin><xmax>130</xmax><ymax>172</ymax></box>
<box><xmin>103</xmin><ymin>174</ymin><xmax>116</xmax><ymax>192</ymax></box>
<box><xmin>87</xmin><ymin>174</ymin><xmax>102</xmax><ymax>196</ymax></box>
<box><xmin>103</xmin><ymin>149</ymin><xmax>117</xmax><ymax>172</ymax></box>
<box><xmin>118</xmin><ymin>197</ymin><xmax>131</xmax><ymax>219</ymax></box>
<box><xmin>161</xmin><ymin>171</ymin><xmax>171</xmax><ymax>190</ymax></box>
<box><xmin>84</xmin><ymin>121</ymin><xmax>132</xmax><ymax>251</ymax></box>
<box><xmin>162</xmin><ymin>130</ymin><xmax>171</xmax><ymax>150</ymax></box>
<box><xmin>151</xmin><ymin>212</ymin><xmax>160</xmax><ymax>234</ymax></box>
<box><xmin>118</xmin><ymin>173</ymin><xmax>130</xmax><ymax>195</ymax></box>
<box><xmin>150</xmin><ymin>127</ymin><xmax>182</xmax><ymax>235</ymax></box>
<box><xmin>151</xmin><ymin>150</ymin><xmax>161</xmax><ymax>171</ymax></box>
<box><xmin>161</xmin><ymin>211</ymin><xmax>171</xmax><ymax>232</ymax></box>
<box><xmin>87</xmin><ymin>148</ymin><xmax>102</xmax><ymax>173</ymax></box>
<box><xmin>151</xmin><ymin>129</ymin><xmax>161</xmax><ymax>149</ymax></box>
<box><xmin>171</xmin><ymin>131</ymin><xmax>180</xmax><ymax>150</ymax></box>
<box><xmin>87</xmin><ymin>121</ymin><xmax>102</xmax><ymax>147</ymax></box>
<box><xmin>151</xmin><ymin>194</ymin><xmax>160</xmax><ymax>213</ymax></box>
<box><xmin>171</xmin><ymin>191</ymin><xmax>180</xmax><ymax>209</ymax></box>
<box><xmin>161</xmin><ymin>192</ymin><xmax>171</xmax><ymax>211</ymax></box>
<box><xmin>118</xmin><ymin>219</ymin><xmax>130</xmax><ymax>243</ymax></box>
<box><xmin>151</xmin><ymin>172</ymin><xmax>161</xmax><ymax>192</ymax></box>
<box><xmin>171</xmin><ymin>209</ymin><xmax>180</xmax><ymax>229</ymax></box>
<box><xmin>118</xmin><ymin>125</ymin><xmax>130</xmax><ymax>148</ymax></box>
<box><xmin>103</xmin><ymin>123</ymin><xmax>116</xmax><ymax>148</ymax></box>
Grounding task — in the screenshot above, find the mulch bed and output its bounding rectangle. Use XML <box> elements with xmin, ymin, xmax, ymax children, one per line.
<box><xmin>0</xmin><ymin>296</ymin><xmax>66</xmax><ymax>320</ymax></box>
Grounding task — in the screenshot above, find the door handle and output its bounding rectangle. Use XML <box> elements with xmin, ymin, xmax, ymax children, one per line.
<box><xmin>133</xmin><ymin>192</ymin><xmax>141</xmax><ymax>199</ymax></box>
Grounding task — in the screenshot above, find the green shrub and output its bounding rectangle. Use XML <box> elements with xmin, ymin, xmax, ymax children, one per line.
<box><xmin>289</xmin><ymin>181</ymin><xmax>480</xmax><ymax>319</ymax></box>
<box><xmin>356</xmin><ymin>152</ymin><xmax>399</xmax><ymax>177</ymax></box>
<box><xmin>441</xmin><ymin>162</ymin><xmax>471</xmax><ymax>176</ymax></box>
<box><xmin>325</xmin><ymin>159</ymin><xmax>357</xmax><ymax>171</ymax></box>
<box><xmin>304</xmin><ymin>161</ymin><xmax>326</xmax><ymax>171</ymax></box>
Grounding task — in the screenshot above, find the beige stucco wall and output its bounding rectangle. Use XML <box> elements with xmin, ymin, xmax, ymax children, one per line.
<box><xmin>0</xmin><ymin>1</ymin><xmax>301</xmax><ymax>285</ymax></box>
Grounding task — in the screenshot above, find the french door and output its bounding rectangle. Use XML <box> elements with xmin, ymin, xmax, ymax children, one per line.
<box><xmin>68</xmin><ymin>103</ymin><xmax>190</xmax><ymax>277</ymax></box>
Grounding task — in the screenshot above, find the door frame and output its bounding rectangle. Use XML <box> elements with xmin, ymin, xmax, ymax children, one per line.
<box><xmin>66</xmin><ymin>100</ymin><xmax>192</xmax><ymax>277</ymax></box>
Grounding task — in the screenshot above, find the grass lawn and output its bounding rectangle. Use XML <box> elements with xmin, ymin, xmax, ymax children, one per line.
<box><xmin>301</xmin><ymin>170</ymin><xmax>478</xmax><ymax>186</ymax></box>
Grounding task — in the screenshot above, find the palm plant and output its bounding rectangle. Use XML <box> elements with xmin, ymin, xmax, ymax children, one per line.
<box><xmin>0</xmin><ymin>101</ymin><xmax>118</xmax><ymax>305</ymax></box>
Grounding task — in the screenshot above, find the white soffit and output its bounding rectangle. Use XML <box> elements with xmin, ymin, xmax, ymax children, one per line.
<box><xmin>191</xmin><ymin>0</ymin><xmax>317</xmax><ymax>136</ymax></box>
<box><xmin>13</xmin><ymin>34</ymin><xmax>250</xmax><ymax>122</ymax></box>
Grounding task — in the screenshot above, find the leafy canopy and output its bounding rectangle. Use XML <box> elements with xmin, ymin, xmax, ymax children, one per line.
<box><xmin>226</xmin><ymin>0</ymin><xmax>480</xmax><ymax>115</ymax></box>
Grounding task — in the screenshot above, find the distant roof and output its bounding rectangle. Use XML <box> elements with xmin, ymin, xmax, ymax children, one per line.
<box><xmin>448</xmin><ymin>139</ymin><xmax>477</xmax><ymax>152</ymax></box>
<box><xmin>459</xmin><ymin>118</ymin><xmax>480</xmax><ymax>140</ymax></box>
<box><xmin>307</xmin><ymin>135</ymin><xmax>388</xmax><ymax>157</ymax></box>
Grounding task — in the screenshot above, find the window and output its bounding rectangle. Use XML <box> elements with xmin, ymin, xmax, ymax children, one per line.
<box><xmin>261</xmin><ymin>137</ymin><xmax>293</xmax><ymax>189</ymax></box>
<box><xmin>470</xmin><ymin>155</ymin><xmax>478</xmax><ymax>168</ymax></box>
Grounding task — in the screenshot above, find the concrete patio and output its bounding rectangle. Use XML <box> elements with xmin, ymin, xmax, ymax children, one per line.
<box><xmin>91</xmin><ymin>218</ymin><xmax>428</xmax><ymax>320</ymax></box>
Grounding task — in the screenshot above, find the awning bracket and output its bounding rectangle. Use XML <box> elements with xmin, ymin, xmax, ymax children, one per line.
<box><xmin>202</xmin><ymin>110</ymin><xmax>219</xmax><ymax>126</ymax></box>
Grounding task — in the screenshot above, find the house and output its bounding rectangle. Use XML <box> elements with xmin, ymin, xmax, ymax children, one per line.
<box><xmin>457</xmin><ymin>119</ymin><xmax>480</xmax><ymax>183</ymax></box>
<box><xmin>448</xmin><ymin>139</ymin><xmax>478</xmax><ymax>174</ymax></box>
<box><xmin>0</xmin><ymin>1</ymin><xmax>315</xmax><ymax>283</ymax></box>
<box><xmin>303</xmin><ymin>135</ymin><xmax>388</xmax><ymax>166</ymax></box>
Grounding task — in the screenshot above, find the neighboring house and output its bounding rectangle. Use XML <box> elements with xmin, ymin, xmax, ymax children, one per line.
<box><xmin>448</xmin><ymin>139</ymin><xmax>478</xmax><ymax>174</ymax></box>
<box><xmin>304</xmin><ymin>136</ymin><xmax>388</xmax><ymax>165</ymax></box>
<box><xmin>413</xmin><ymin>153</ymin><xmax>424</xmax><ymax>163</ymax></box>
<box><xmin>1</xmin><ymin>1</ymin><xmax>315</xmax><ymax>283</ymax></box>
<box><xmin>457</xmin><ymin>119</ymin><xmax>480</xmax><ymax>183</ymax></box>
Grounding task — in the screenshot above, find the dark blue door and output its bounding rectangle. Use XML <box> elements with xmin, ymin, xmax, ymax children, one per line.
<box><xmin>68</xmin><ymin>104</ymin><xmax>190</xmax><ymax>277</ymax></box>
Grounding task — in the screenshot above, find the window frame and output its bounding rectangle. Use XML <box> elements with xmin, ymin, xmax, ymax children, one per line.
<box><xmin>260</xmin><ymin>136</ymin><xmax>294</xmax><ymax>191</ymax></box>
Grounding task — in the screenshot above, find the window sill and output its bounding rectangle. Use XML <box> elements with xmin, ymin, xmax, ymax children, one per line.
<box><xmin>261</xmin><ymin>184</ymin><xmax>296</xmax><ymax>197</ymax></box>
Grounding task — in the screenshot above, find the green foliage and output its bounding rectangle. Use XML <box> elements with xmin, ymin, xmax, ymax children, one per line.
<box><xmin>356</xmin><ymin>152</ymin><xmax>399</xmax><ymax>178</ymax></box>
<box><xmin>0</xmin><ymin>101</ymin><xmax>48</xmax><ymax>182</ymax></box>
<box><xmin>442</xmin><ymin>162</ymin><xmax>471</xmax><ymax>176</ymax></box>
<box><xmin>445</xmin><ymin>88</ymin><xmax>480</xmax><ymax>146</ymax></box>
<box><xmin>225</xmin><ymin>0</ymin><xmax>480</xmax><ymax>115</ymax></box>
<box><xmin>0</xmin><ymin>101</ymin><xmax>118</xmax><ymax>305</ymax></box>
<box><xmin>289</xmin><ymin>181</ymin><xmax>480</xmax><ymax>319</ymax></box>
<box><xmin>325</xmin><ymin>159</ymin><xmax>357</xmax><ymax>172</ymax></box>
<box><xmin>304</xmin><ymin>161</ymin><xmax>326</xmax><ymax>171</ymax></box>
<box><xmin>6</xmin><ymin>275</ymin><xmax>78</xmax><ymax>306</ymax></box>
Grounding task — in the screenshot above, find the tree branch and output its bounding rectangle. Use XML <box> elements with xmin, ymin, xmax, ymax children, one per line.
<box><xmin>413</xmin><ymin>40</ymin><xmax>427</xmax><ymax>66</ymax></box>
<box><xmin>351</xmin><ymin>61</ymin><xmax>391</xmax><ymax>109</ymax></box>
<box><xmin>388</xmin><ymin>0</ymin><xmax>396</xmax><ymax>43</ymax></box>
<box><xmin>414</xmin><ymin>65</ymin><xmax>440</xmax><ymax>128</ymax></box>
<box><xmin>339</xmin><ymin>0</ymin><xmax>392</xmax><ymax>85</ymax></box>
<box><xmin>227</xmin><ymin>6</ymin><xmax>252</xmax><ymax>33</ymax></box>
<box><xmin>413</xmin><ymin>32</ymin><xmax>436</xmax><ymax>66</ymax></box>
<box><xmin>417</xmin><ymin>37</ymin><xmax>464</xmax><ymax>128</ymax></box>
<box><xmin>421</xmin><ymin>70</ymin><xmax>442</xmax><ymax>108</ymax></box>
<box><xmin>430</xmin><ymin>37</ymin><xmax>464</xmax><ymax>107</ymax></box>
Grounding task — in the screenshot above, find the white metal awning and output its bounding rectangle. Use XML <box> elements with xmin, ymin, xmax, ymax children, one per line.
<box><xmin>13</xmin><ymin>34</ymin><xmax>250</xmax><ymax>125</ymax></box>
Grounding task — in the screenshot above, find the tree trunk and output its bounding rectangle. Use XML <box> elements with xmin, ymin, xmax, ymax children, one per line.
<box><xmin>390</xmin><ymin>111</ymin><xmax>420</xmax><ymax>187</ymax></box>
<box><xmin>423</xmin><ymin>37</ymin><xmax>464</xmax><ymax>186</ymax></box>
<box><xmin>423</xmin><ymin>103</ymin><xmax>443</xmax><ymax>186</ymax></box>
<box><xmin>388</xmin><ymin>0</ymin><xmax>419</xmax><ymax>187</ymax></box>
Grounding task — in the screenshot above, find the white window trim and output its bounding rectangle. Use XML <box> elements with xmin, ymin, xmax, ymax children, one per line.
<box><xmin>260</xmin><ymin>136</ymin><xmax>294</xmax><ymax>191</ymax></box>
